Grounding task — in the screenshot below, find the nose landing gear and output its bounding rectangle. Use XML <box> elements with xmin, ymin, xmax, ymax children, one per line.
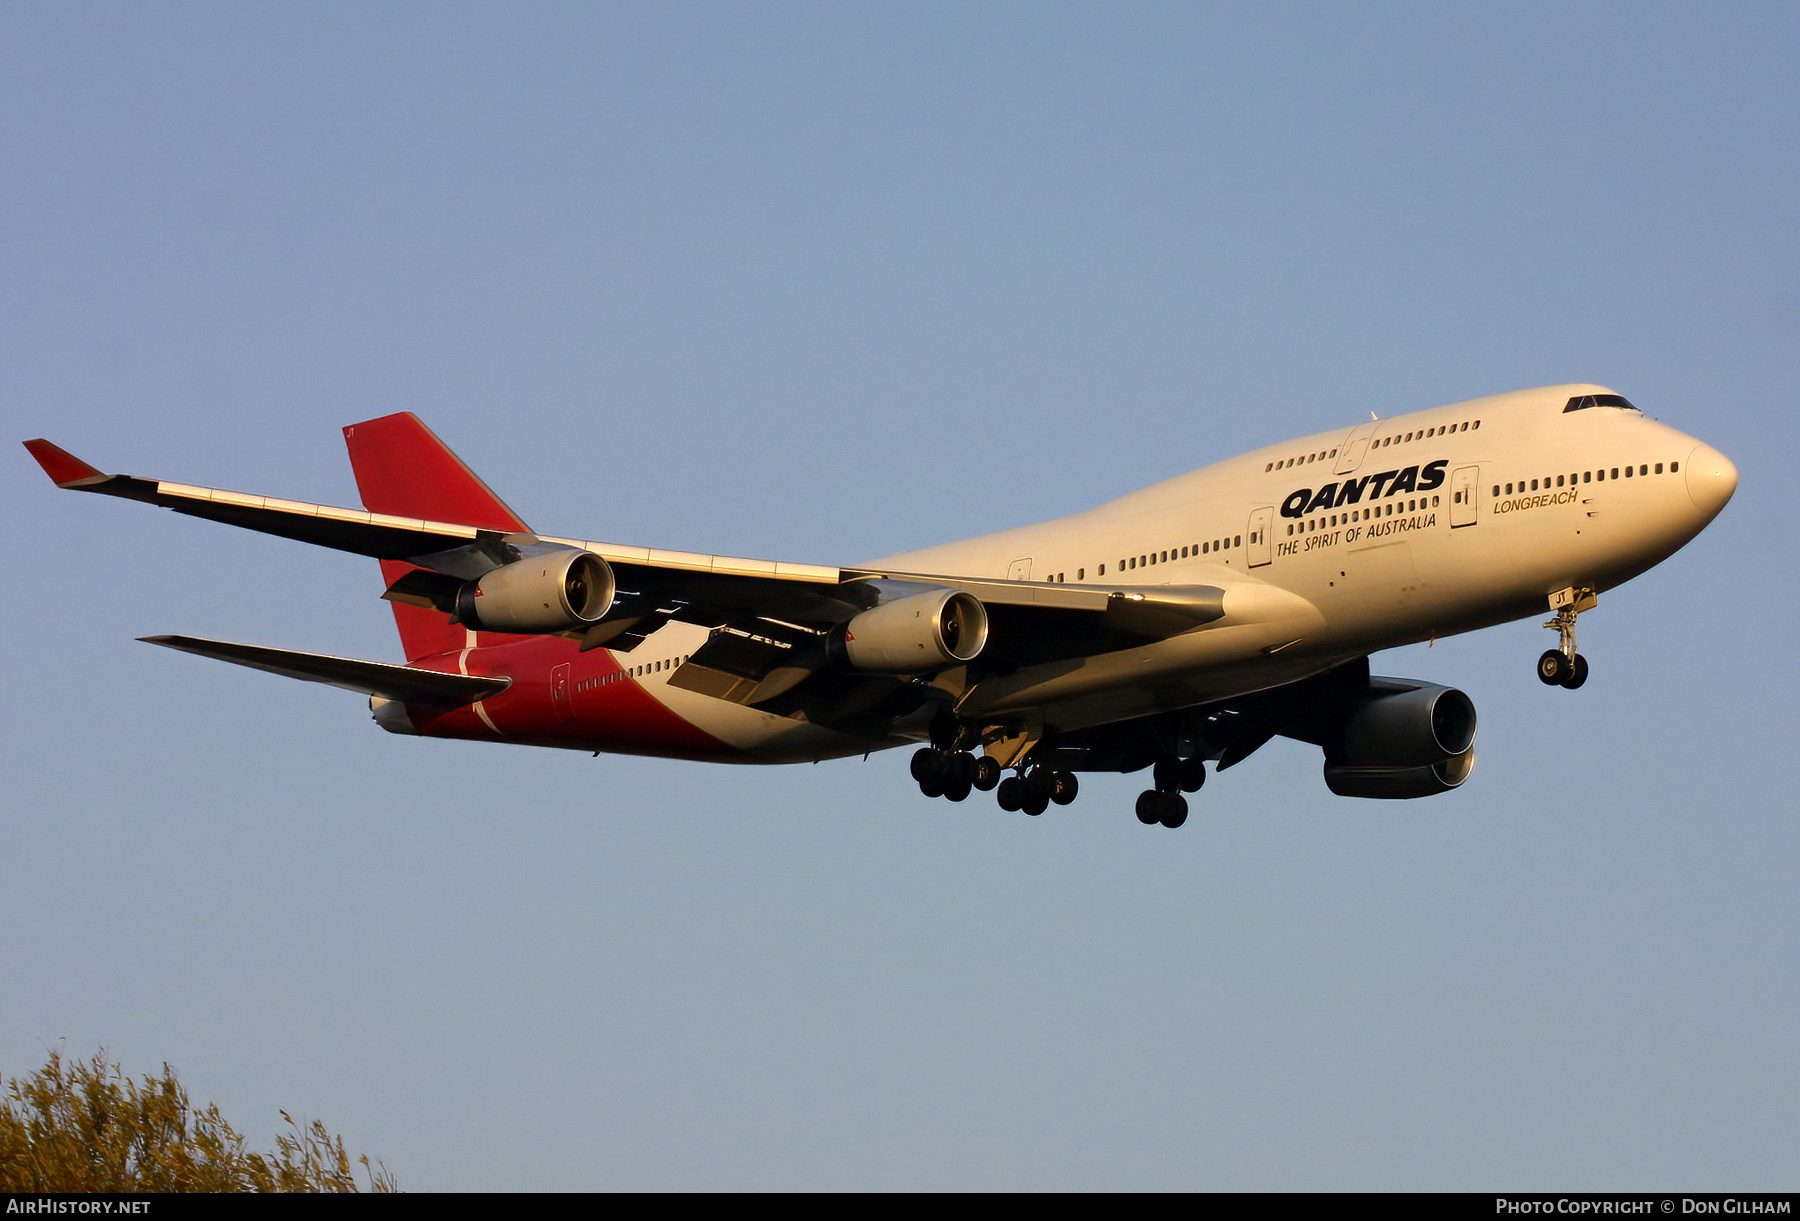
<box><xmin>1538</xmin><ymin>587</ymin><xmax>1596</xmax><ymax>689</ymax></box>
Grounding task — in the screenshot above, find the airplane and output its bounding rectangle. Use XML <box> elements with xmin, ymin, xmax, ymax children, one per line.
<box><xmin>24</xmin><ymin>383</ymin><xmax>1737</xmax><ymax>828</ymax></box>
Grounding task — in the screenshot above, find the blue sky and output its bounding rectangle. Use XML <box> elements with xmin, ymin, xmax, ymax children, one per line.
<box><xmin>3</xmin><ymin>1</ymin><xmax>1796</xmax><ymax>1189</ymax></box>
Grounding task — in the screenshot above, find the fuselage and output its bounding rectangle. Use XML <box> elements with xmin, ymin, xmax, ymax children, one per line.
<box><xmin>392</xmin><ymin>384</ymin><xmax>1737</xmax><ymax>764</ymax></box>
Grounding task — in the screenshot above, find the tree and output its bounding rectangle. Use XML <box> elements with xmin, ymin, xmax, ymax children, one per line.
<box><xmin>0</xmin><ymin>1046</ymin><xmax>397</xmax><ymax>1192</ymax></box>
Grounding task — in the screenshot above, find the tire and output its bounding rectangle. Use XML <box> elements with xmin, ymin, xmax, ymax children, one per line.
<box><xmin>973</xmin><ymin>756</ymin><xmax>1002</xmax><ymax>791</ymax></box>
<box><xmin>1153</xmin><ymin>757</ymin><xmax>1182</xmax><ymax>792</ymax></box>
<box><xmin>1180</xmin><ymin>757</ymin><xmax>1206</xmax><ymax>793</ymax></box>
<box><xmin>911</xmin><ymin>748</ymin><xmax>941</xmax><ymax>782</ymax></box>
<box><xmin>1160</xmin><ymin>794</ymin><xmax>1189</xmax><ymax>828</ymax></box>
<box><xmin>1050</xmin><ymin>771</ymin><xmax>1079</xmax><ymax>805</ymax></box>
<box><xmin>1136</xmin><ymin>790</ymin><xmax>1161</xmax><ymax>825</ymax></box>
<box><xmin>944</xmin><ymin>778</ymin><xmax>972</xmax><ymax>802</ymax></box>
<box><xmin>919</xmin><ymin>776</ymin><xmax>945</xmax><ymax>799</ymax></box>
<box><xmin>996</xmin><ymin>776</ymin><xmax>1023</xmax><ymax>812</ymax></box>
<box><xmin>1021</xmin><ymin>790</ymin><xmax>1049</xmax><ymax>816</ymax></box>
<box><xmin>1537</xmin><ymin>650</ymin><xmax>1569</xmax><ymax>685</ymax></box>
<box><xmin>1560</xmin><ymin>652</ymin><xmax>1589</xmax><ymax>689</ymax></box>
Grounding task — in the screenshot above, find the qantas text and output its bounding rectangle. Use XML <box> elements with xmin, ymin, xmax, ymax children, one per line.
<box><xmin>1281</xmin><ymin>460</ymin><xmax>1448</xmax><ymax>518</ymax></box>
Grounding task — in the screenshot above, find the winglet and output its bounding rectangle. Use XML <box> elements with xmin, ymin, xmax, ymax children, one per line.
<box><xmin>23</xmin><ymin>439</ymin><xmax>108</xmax><ymax>487</ymax></box>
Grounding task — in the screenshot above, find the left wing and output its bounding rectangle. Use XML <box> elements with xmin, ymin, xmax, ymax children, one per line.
<box><xmin>26</xmin><ymin>436</ymin><xmax>1312</xmax><ymax>733</ymax></box>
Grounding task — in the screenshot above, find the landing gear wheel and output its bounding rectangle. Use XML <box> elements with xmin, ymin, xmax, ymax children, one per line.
<box><xmin>1537</xmin><ymin>650</ymin><xmax>1571</xmax><ymax>685</ymax></box>
<box><xmin>918</xmin><ymin>776</ymin><xmax>945</xmax><ymax>799</ymax></box>
<box><xmin>1153</xmin><ymin>757</ymin><xmax>1181</xmax><ymax>793</ymax></box>
<box><xmin>910</xmin><ymin>748</ymin><xmax>941</xmax><ymax>782</ymax></box>
<box><xmin>973</xmin><ymin>756</ymin><xmax>1002</xmax><ymax>791</ymax></box>
<box><xmin>1020</xmin><ymin>789</ymin><xmax>1049</xmax><ymax>816</ymax></box>
<box><xmin>944</xmin><ymin>778</ymin><xmax>972</xmax><ymax>802</ymax></box>
<box><xmin>1179</xmin><ymin>757</ymin><xmax>1207</xmax><ymax>793</ymax></box>
<box><xmin>1050</xmin><ymin>771</ymin><xmax>1079</xmax><ymax>805</ymax></box>
<box><xmin>1136</xmin><ymin>790</ymin><xmax>1161</xmax><ymax>825</ymax></box>
<box><xmin>1159</xmin><ymin>793</ymin><xmax>1189</xmax><ymax>829</ymax></box>
<box><xmin>996</xmin><ymin>776</ymin><xmax>1023</xmax><ymax>812</ymax></box>
<box><xmin>1560</xmin><ymin>652</ymin><xmax>1589</xmax><ymax>689</ymax></box>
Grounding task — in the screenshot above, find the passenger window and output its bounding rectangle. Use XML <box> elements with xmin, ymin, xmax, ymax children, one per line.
<box><xmin>1655</xmin><ymin>463</ymin><xmax>1663</xmax><ymax>474</ymax></box>
<box><xmin>1640</xmin><ymin>464</ymin><xmax>1648</xmax><ymax>476</ymax></box>
<box><xmin>1234</xmin><ymin>535</ymin><xmax>1241</xmax><ymax>546</ymax></box>
<box><xmin>1624</xmin><ymin>466</ymin><xmax>1632</xmax><ymax>478</ymax></box>
<box><xmin>1611</xmin><ymin>468</ymin><xmax>1619</xmax><ymax>479</ymax></box>
<box><xmin>1671</xmin><ymin>461</ymin><xmax>1679</xmax><ymax>473</ymax></box>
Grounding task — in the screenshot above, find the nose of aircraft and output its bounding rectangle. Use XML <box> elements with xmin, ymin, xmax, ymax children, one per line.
<box><xmin>1684</xmin><ymin>442</ymin><xmax>1739</xmax><ymax>518</ymax></box>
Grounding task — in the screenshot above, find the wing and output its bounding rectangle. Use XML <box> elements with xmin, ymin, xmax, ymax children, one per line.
<box><xmin>25</xmin><ymin>435</ymin><xmax>1312</xmax><ymax>736</ymax></box>
<box><xmin>139</xmin><ymin>635</ymin><xmax>510</xmax><ymax>704</ymax></box>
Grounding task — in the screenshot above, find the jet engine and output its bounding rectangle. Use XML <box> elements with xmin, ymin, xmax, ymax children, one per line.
<box><xmin>831</xmin><ymin>588</ymin><xmax>989</xmax><ymax>672</ymax></box>
<box><xmin>454</xmin><ymin>549</ymin><xmax>615</xmax><ymax>634</ymax></box>
<box><xmin>1321</xmin><ymin>682</ymin><xmax>1478</xmax><ymax>799</ymax></box>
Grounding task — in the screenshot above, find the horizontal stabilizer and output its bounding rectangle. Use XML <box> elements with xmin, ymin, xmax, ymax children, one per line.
<box><xmin>140</xmin><ymin>635</ymin><xmax>510</xmax><ymax>705</ymax></box>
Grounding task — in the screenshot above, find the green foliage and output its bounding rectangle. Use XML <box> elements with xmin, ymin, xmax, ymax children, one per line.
<box><xmin>0</xmin><ymin>1047</ymin><xmax>396</xmax><ymax>1192</ymax></box>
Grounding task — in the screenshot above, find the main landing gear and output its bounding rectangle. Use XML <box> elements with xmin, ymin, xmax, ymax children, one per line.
<box><xmin>910</xmin><ymin>747</ymin><xmax>1069</xmax><ymax>813</ymax></box>
<box><xmin>1537</xmin><ymin>586</ymin><xmax>1596</xmax><ymax>690</ymax></box>
<box><xmin>910</xmin><ymin>747</ymin><xmax>1000</xmax><ymax>803</ymax></box>
<box><xmin>913</xmin><ymin>746</ymin><xmax>1214</xmax><ymax>825</ymax></box>
<box><xmin>1135</xmin><ymin>756</ymin><xmax>1206</xmax><ymax>828</ymax></box>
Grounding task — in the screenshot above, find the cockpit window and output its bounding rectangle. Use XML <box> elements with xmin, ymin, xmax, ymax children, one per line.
<box><xmin>1564</xmin><ymin>394</ymin><xmax>1640</xmax><ymax>413</ymax></box>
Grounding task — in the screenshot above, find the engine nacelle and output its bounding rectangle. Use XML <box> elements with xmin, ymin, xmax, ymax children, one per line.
<box><xmin>1334</xmin><ymin>682</ymin><xmax>1477</xmax><ymax>767</ymax></box>
<box><xmin>832</xmin><ymin>588</ymin><xmax>989</xmax><ymax>672</ymax></box>
<box><xmin>1320</xmin><ymin>681</ymin><xmax>1477</xmax><ymax>799</ymax></box>
<box><xmin>1324</xmin><ymin>748</ymin><xmax>1475</xmax><ymax>799</ymax></box>
<box><xmin>455</xmin><ymin>550</ymin><xmax>615</xmax><ymax>634</ymax></box>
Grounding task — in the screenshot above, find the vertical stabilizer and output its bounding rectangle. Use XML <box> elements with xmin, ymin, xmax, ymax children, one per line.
<box><xmin>343</xmin><ymin>414</ymin><xmax>533</xmax><ymax>661</ymax></box>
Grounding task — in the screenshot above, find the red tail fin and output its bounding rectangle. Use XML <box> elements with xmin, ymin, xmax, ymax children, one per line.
<box><xmin>343</xmin><ymin>414</ymin><xmax>532</xmax><ymax>662</ymax></box>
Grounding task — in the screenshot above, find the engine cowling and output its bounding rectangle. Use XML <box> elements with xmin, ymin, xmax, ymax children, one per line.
<box><xmin>455</xmin><ymin>550</ymin><xmax>615</xmax><ymax>634</ymax></box>
<box><xmin>1336</xmin><ymin>682</ymin><xmax>1476</xmax><ymax>766</ymax></box>
<box><xmin>1322</xmin><ymin>682</ymin><xmax>1478</xmax><ymax>799</ymax></box>
<box><xmin>1324</xmin><ymin>748</ymin><xmax>1475</xmax><ymax>799</ymax></box>
<box><xmin>832</xmin><ymin>588</ymin><xmax>989</xmax><ymax>672</ymax></box>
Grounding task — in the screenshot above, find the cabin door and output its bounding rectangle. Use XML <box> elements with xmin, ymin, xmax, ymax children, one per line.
<box><xmin>1247</xmin><ymin>506</ymin><xmax>1274</xmax><ymax>568</ymax></box>
<box><xmin>1450</xmin><ymin>465</ymin><xmax>1479</xmax><ymax>528</ymax></box>
<box><xmin>550</xmin><ymin>662</ymin><xmax>574</xmax><ymax>721</ymax></box>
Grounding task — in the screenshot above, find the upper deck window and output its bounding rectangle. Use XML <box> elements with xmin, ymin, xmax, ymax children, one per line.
<box><xmin>1564</xmin><ymin>393</ymin><xmax>1641</xmax><ymax>414</ymax></box>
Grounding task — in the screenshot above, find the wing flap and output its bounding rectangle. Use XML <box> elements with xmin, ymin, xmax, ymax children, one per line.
<box><xmin>140</xmin><ymin>635</ymin><xmax>510</xmax><ymax>705</ymax></box>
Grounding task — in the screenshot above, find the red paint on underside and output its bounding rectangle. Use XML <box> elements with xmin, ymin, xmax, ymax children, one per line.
<box><xmin>405</xmin><ymin>636</ymin><xmax>739</xmax><ymax>762</ymax></box>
